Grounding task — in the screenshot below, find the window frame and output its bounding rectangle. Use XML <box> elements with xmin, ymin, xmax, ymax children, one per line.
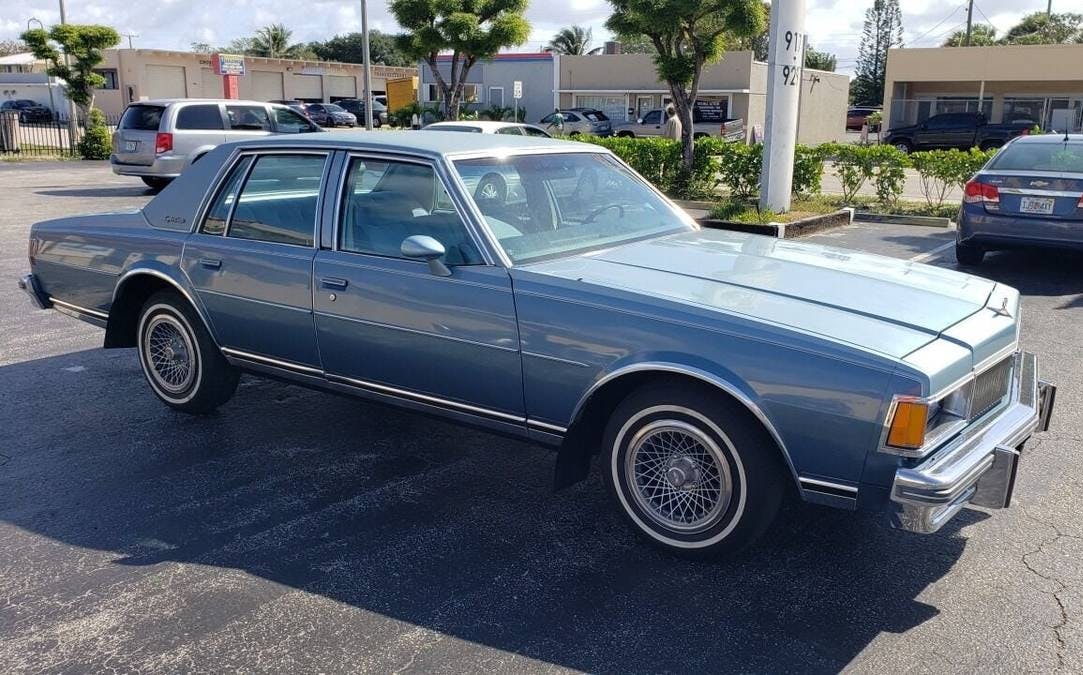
<box><xmin>331</xmin><ymin>151</ymin><xmax>491</xmax><ymax>265</ymax></box>
<box><xmin>196</xmin><ymin>149</ymin><xmax>331</xmax><ymax>249</ymax></box>
<box><xmin>224</xmin><ymin>104</ymin><xmax>274</xmax><ymax>132</ymax></box>
<box><xmin>175</xmin><ymin>103</ymin><xmax>227</xmax><ymax>131</ymax></box>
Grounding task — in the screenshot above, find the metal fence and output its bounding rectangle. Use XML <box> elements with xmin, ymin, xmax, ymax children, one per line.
<box><xmin>0</xmin><ymin>112</ymin><xmax>122</xmax><ymax>158</ymax></box>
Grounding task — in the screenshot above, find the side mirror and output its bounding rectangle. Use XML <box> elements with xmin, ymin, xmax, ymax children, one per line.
<box><xmin>401</xmin><ymin>235</ymin><xmax>451</xmax><ymax>277</ymax></box>
<box><xmin>636</xmin><ymin>118</ymin><xmax>643</xmax><ymax>124</ymax></box>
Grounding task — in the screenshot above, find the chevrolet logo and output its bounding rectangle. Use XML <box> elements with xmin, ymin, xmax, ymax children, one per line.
<box><xmin>1030</xmin><ymin>180</ymin><xmax>1051</xmax><ymax>188</ymax></box>
<box><xmin>990</xmin><ymin>298</ymin><xmax>1013</xmax><ymax>319</ymax></box>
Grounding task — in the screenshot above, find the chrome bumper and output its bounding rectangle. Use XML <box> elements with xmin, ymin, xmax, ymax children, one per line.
<box><xmin>18</xmin><ymin>273</ymin><xmax>51</xmax><ymax>310</ymax></box>
<box><xmin>890</xmin><ymin>352</ymin><xmax>1055</xmax><ymax>534</ymax></box>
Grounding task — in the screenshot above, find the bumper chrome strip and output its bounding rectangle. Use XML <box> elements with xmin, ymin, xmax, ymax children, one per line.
<box><xmin>800</xmin><ymin>477</ymin><xmax>859</xmax><ymax>495</ymax></box>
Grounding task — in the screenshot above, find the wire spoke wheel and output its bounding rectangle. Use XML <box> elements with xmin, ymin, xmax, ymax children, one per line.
<box><xmin>625</xmin><ymin>420</ymin><xmax>732</xmax><ymax>534</ymax></box>
<box><xmin>143</xmin><ymin>314</ymin><xmax>195</xmax><ymax>395</ymax></box>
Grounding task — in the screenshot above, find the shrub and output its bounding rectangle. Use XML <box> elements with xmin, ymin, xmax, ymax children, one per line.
<box><xmin>822</xmin><ymin>142</ymin><xmax>875</xmax><ymax>203</ymax></box>
<box><xmin>577</xmin><ymin>135</ymin><xmax>723</xmax><ymax>198</ymax></box>
<box><xmin>77</xmin><ymin>108</ymin><xmax>111</xmax><ymax>160</ymax></box>
<box><xmin>714</xmin><ymin>142</ymin><xmax>762</xmax><ymax>199</ymax></box>
<box><xmin>909</xmin><ymin>147</ymin><xmax>996</xmax><ymax>207</ymax></box>
<box><xmin>867</xmin><ymin>144</ymin><xmax>910</xmax><ymax>209</ymax></box>
<box><xmin>793</xmin><ymin>145</ymin><xmax>826</xmax><ymax>197</ymax></box>
<box><xmin>480</xmin><ymin>105</ymin><xmax>514</xmax><ymax>121</ymax></box>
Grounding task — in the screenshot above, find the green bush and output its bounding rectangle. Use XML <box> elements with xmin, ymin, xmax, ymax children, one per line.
<box><xmin>576</xmin><ymin>136</ymin><xmax>723</xmax><ymax>198</ymax></box>
<box><xmin>821</xmin><ymin>142</ymin><xmax>875</xmax><ymax>203</ymax></box>
<box><xmin>715</xmin><ymin>142</ymin><xmax>762</xmax><ymax>199</ymax></box>
<box><xmin>821</xmin><ymin>143</ymin><xmax>910</xmax><ymax>207</ymax></box>
<box><xmin>77</xmin><ymin>108</ymin><xmax>111</xmax><ymax>160</ymax></box>
<box><xmin>909</xmin><ymin>148</ymin><xmax>995</xmax><ymax>207</ymax></box>
<box><xmin>792</xmin><ymin>145</ymin><xmax>826</xmax><ymax>197</ymax></box>
<box><xmin>867</xmin><ymin>144</ymin><xmax>910</xmax><ymax>209</ymax></box>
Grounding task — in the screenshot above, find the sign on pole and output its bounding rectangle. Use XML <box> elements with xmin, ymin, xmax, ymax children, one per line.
<box><xmin>513</xmin><ymin>81</ymin><xmax>523</xmax><ymax>100</ymax></box>
<box><xmin>759</xmin><ymin>0</ymin><xmax>806</xmax><ymax>214</ymax></box>
<box><xmin>211</xmin><ymin>53</ymin><xmax>246</xmax><ymax>76</ymax></box>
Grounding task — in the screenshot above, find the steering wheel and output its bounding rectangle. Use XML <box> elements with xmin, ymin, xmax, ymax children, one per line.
<box><xmin>474</xmin><ymin>172</ymin><xmax>508</xmax><ymax>204</ymax></box>
<box><xmin>584</xmin><ymin>203</ymin><xmax>625</xmax><ymax>223</ymax></box>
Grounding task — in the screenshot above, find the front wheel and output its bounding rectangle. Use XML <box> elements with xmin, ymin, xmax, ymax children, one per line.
<box><xmin>137</xmin><ymin>291</ymin><xmax>239</xmax><ymax>414</ymax></box>
<box><xmin>603</xmin><ymin>382</ymin><xmax>785</xmax><ymax>558</ymax></box>
<box><xmin>892</xmin><ymin>140</ymin><xmax>912</xmax><ymax>153</ymax></box>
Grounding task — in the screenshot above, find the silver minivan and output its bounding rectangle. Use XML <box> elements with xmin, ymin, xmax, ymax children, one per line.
<box><xmin>111</xmin><ymin>99</ymin><xmax>322</xmax><ymax>190</ymax></box>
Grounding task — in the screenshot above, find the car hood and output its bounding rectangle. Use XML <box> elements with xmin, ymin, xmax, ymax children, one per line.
<box><xmin>522</xmin><ymin>229</ymin><xmax>998</xmax><ymax>360</ymax></box>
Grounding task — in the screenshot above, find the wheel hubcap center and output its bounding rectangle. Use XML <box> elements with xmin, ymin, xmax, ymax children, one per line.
<box><xmin>666</xmin><ymin>456</ymin><xmax>700</xmax><ymax>489</ymax></box>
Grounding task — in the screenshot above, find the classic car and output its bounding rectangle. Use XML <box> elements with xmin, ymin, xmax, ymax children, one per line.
<box><xmin>19</xmin><ymin>132</ymin><xmax>1056</xmax><ymax>556</ymax></box>
<box><xmin>956</xmin><ymin>133</ymin><xmax>1083</xmax><ymax>265</ymax></box>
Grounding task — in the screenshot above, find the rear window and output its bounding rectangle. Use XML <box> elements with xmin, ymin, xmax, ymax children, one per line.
<box><xmin>583</xmin><ymin>111</ymin><xmax>608</xmax><ymax>122</ymax></box>
<box><xmin>120</xmin><ymin>105</ymin><xmax>164</xmax><ymax>131</ymax></box>
<box><xmin>176</xmin><ymin>104</ymin><xmax>224</xmax><ymax>130</ymax></box>
<box><xmin>987</xmin><ymin>142</ymin><xmax>1083</xmax><ymax>173</ymax></box>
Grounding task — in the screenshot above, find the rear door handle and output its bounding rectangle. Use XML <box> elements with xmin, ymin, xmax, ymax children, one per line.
<box><xmin>321</xmin><ymin>277</ymin><xmax>348</xmax><ymax>290</ymax></box>
<box><xmin>199</xmin><ymin>258</ymin><xmax>222</xmax><ymax>270</ymax></box>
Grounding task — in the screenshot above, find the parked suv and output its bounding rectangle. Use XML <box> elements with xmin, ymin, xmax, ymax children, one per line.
<box><xmin>1</xmin><ymin>99</ymin><xmax>53</xmax><ymax>124</ymax></box>
<box><xmin>883</xmin><ymin>112</ymin><xmax>1032</xmax><ymax>153</ymax></box>
<box><xmin>613</xmin><ymin>108</ymin><xmax>745</xmax><ymax>140</ymax></box>
<box><xmin>111</xmin><ymin>99</ymin><xmax>322</xmax><ymax>190</ymax></box>
<box><xmin>336</xmin><ymin>99</ymin><xmax>389</xmax><ymax>127</ymax></box>
<box><xmin>539</xmin><ymin>109</ymin><xmax>612</xmax><ymax>136</ymax></box>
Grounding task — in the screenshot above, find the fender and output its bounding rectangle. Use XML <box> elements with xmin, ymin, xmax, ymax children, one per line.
<box><xmin>109</xmin><ymin>265</ymin><xmax>220</xmax><ymax>346</ymax></box>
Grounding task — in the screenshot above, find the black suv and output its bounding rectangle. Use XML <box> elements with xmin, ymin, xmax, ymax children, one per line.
<box><xmin>1</xmin><ymin>99</ymin><xmax>53</xmax><ymax>124</ymax></box>
<box><xmin>336</xmin><ymin>99</ymin><xmax>389</xmax><ymax>127</ymax></box>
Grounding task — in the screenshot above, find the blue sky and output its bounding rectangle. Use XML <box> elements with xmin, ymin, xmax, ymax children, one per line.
<box><xmin>1</xmin><ymin>0</ymin><xmax>1044</xmax><ymax>74</ymax></box>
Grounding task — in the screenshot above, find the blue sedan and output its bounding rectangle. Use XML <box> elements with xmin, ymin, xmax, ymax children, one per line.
<box><xmin>19</xmin><ymin>132</ymin><xmax>1055</xmax><ymax>556</ymax></box>
<box><xmin>957</xmin><ymin>134</ymin><xmax>1083</xmax><ymax>265</ymax></box>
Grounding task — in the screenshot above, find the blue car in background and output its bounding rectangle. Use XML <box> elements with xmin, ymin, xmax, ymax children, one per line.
<box><xmin>19</xmin><ymin>132</ymin><xmax>1055</xmax><ymax>556</ymax></box>
<box><xmin>957</xmin><ymin>134</ymin><xmax>1083</xmax><ymax>265</ymax></box>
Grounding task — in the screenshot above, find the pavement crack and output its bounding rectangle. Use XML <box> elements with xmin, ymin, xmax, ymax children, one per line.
<box><xmin>1020</xmin><ymin>507</ymin><xmax>1074</xmax><ymax>671</ymax></box>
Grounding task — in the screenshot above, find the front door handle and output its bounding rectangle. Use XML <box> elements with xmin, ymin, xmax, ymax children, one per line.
<box><xmin>199</xmin><ymin>258</ymin><xmax>222</xmax><ymax>270</ymax></box>
<box><xmin>321</xmin><ymin>277</ymin><xmax>348</xmax><ymax>290</ymax></box>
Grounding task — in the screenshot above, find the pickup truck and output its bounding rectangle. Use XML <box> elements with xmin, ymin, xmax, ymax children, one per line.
<box><xmin>613</xmin><ymin>108</ymin><xmax>745</xmax><ymax>141</ymax></box>
<box><xmin>884</xmin><ymin>112</ymin><xmax>1032</xmax><ymax>153</ymax></box>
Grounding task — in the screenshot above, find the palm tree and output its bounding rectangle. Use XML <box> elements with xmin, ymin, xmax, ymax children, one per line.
<box><xmin>547</xmin><ymin>25</ymin><xmax>592</xmax><ymax>55</ymax></box>
<box><xmin>249</xmin><ymin>24</ymin><xmax>306</xmax><ymax>59</ymax></box>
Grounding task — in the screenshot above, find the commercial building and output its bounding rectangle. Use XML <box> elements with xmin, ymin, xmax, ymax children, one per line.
<box><xmin>88</xmin><ymin>49</ymin><xmax>417</xmax><ymax>117</ymax></box>
<box><xmin>883</xmin><ymin>44</ymin><xmax>1083</xmax><ymax>133</ymax></box>
<box><xmin>419</xmin><ymin>50</ymin><xmax>848</xmax><ymax>144</ymax></box>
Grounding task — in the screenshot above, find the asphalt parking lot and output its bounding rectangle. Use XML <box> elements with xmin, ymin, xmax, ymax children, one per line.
<box><xmin>1</xmin><ymin>162</ymin><xmax>1081</xmax><ymax>674</ymax></box>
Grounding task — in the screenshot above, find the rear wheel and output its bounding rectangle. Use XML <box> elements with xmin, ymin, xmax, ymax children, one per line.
<box><xmin>140</xmin><ymin>176</ymin><xmax>172</xmax><ymax>192</ymax></box>
<box><xmin>955</xmin><ymin>241</ymin><xmax>985</xmax><ymax>266</ymax></box>
<box><xmin>137</xmin><ymin>291</ymin><xmax>238</xmax><ymax>413</ymax></box>
<box><xmin>602</xmin><ymin>382</ymin><xmax>785</xmax><ymax>558</ymax></box>
<box><xmin>892</xmin><ymin>140</ymin><xmax>912</xmax><ymax>154</ymax></box>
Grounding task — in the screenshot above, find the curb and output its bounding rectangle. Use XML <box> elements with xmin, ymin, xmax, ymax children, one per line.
<box><xmin>854</xmin><ymin>212</ymin><xmax>954</xmax><ymax>228</ymax></box>
<box><xmin>697</xmin><ymin>209</ymin><xmax>851</xmax><ymax>239</ymax></box>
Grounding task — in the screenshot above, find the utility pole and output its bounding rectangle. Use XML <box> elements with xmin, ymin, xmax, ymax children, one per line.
<box><xmin>58</xmin><ymin>0</ymin><xmax>80</xmax><ymax>143</ymax></box>
<box><xmin>759</xmin><ymin>0</ymin><xmax>807</xmax><ymax>214</ymax></box>
<box><xmin>965</xmin><ymin>0</ymin><xmax>974</xmax><ymax>46</ymax></box>
<box><xmin>122</xmin><ymin>33</ymin><xmax>138</xmax><ymax>49</ymax></box>
<box><xmin>1048</xmin><ymin>0</ymin><xmax>1053</xmax><ymax>17</ymax></box>
<box><xmin>360</xmin><ymin>0</ymin><xmax>374</xmax><ymax>130</ymax></box>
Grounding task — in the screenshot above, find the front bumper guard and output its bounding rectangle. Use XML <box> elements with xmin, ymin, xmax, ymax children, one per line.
<box><xmin>890</xmin><ymin>351</ymin><xmax>1055</xmax><ymax>534</ymax></box>
<box><xmin>18</xmin><ymin>273</ymin><xmax>51</xmax><ymax>310</ymax></box>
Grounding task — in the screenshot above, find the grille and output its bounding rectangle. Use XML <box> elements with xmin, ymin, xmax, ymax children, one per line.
<box><xmin>970</xmin><ymin>356</ymin><xmax>1013</xmax><ymax>420</ymax></box>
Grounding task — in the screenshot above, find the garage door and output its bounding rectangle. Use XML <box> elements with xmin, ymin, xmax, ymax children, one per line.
<box><xmin>144</xmin><ymin>64</ymin><xmax>187</xmax><ymax>99</ymax></box>
<box><xmin>574</xmin><ymin>95</ymin><xmax>628</xmax><ymax>122</ymax></box>
<box><xmin>327</xmin><ymin>75</ymin><xmax>356</xmax><ymax>99</ymax></box>
<box><xmin>291</xmin><ymin>74</ymin><xmax>323</xmax><ymax>101</ymax></box>
<box><xmin>242</xmin><ymin>71</ymin><xmax>285</xmax><ymax>101</ymax></box>
<box><xmin>200</xmin><ymin>68</ymin><xmax>223</xmax><ymax>98</ymax></box>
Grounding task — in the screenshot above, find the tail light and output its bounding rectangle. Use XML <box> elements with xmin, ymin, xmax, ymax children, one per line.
<box><xmin>155</xmin><ymin>132</ymin><xmax>173</xmax><ymax>155</ymax></box>
<box><xmin>963</xmin><ymin>179</ymin><xmax>999</xmax><ymax>208</ymax></box>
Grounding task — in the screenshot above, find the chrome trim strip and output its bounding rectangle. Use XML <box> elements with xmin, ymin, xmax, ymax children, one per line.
<box><xmin>567</xmin><ymin>362</ymin><xmax>801</xmax><ymax>486</ymax></box>
<box><xmin>527</xmin><ymin>419</ymin><xmax>568</xmax><ymax>434</ymax></box>
<box><xmin>314</xmin><ymin>311</ymin><xmax>518</xmax><ymax>352</ymax></box>
<box><xmin>521</xmin><ymin>351</ymin><xmax>591</xmax><ymax>368</ymax></box>
<box><xmin>997</xmin><ymin>187</ymin><xmax>1083</xmax><ymax>198</ymax></box>
<box><xmin>48</xmin><ymin>297</ymin><xmax>109</xmax><ymax>320</ymax></box>
<box><xmin>325</xmin><ymin>372</ymin><xmax>527</xmax><ymax>423</ymax></box>
<box><xmin>112</xmin><ymin>268</ymin><xmax>218</xmax><ymax>342</ymax></box>
<box><xmin>220</xmin><ymin>347</ymin><xmax>324</xmax><ymax>375</ymax></box>
<box><xmin>799</xmin><ymin>477</ymin><xmax>859</xmax><ymax>494</ymax></box>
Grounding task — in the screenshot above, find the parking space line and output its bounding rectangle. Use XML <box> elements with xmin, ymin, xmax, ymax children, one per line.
<box><xmin>909</xmin><ymin>241</ymin><xmax>956</xmax><ymax>263</ymax></box>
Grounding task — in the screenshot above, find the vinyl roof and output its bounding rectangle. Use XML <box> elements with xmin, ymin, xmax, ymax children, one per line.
<box><xmin>239</xmin><ymin>129</ymin><xmax>599</xmax><ymax>157</ymax></box>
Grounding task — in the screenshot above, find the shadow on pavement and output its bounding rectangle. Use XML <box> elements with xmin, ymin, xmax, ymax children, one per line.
<box><xmin>946</xmin><ymin>248</ymin><xmax>1083</xmax><ymax>308</ymax></box>
<box><xmin>0</xmin><ymin>347</ymin><xmax>977</xmax><ymax>673</ymax></box>
<box><xmin>36</xmin><ymin>186</ymin><xmax>153</xmax><ymax>198</ymax></box>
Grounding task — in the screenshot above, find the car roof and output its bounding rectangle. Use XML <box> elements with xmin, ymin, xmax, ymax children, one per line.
<box><xmin>1009</xmin><ymin>133</ymin><xmax>1083</xmax><ymax>144</ymax></box>
<box><xmin>426</xmin><ymin>121</ymin><xmax>526</xmax><ymax>131</ymax></box>
<box><xmin>234</xmin><ymin>129</ymin><xmax>602</xmax><ymax>158</ymax></box>
<box><xmin>134</xmin><ymin>98</ymin><xmax>278</xmax><ymax>107</ymax></box>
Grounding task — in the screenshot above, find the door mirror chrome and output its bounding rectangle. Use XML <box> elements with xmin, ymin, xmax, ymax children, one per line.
<box><xmin>401</xmin><ymin>235</ymin><xmax>451</xmax><ymax>276</ymax></box>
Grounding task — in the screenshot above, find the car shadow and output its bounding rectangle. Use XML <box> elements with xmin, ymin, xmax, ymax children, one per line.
<box><xmin>0</xmin><ymin>348</ymin><xmax>979</xmax><ymax>672</ymax></box>
<box><xmin>35</xmin><ymin>186</ymin><xmax>154</xmax><ymax>198</ymax></box>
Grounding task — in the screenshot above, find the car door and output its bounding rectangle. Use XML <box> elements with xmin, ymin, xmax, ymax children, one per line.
<box><xmin>224</xmin><ymin>104</ymin><xmax>275</xmax><ymax>142</ymax></box>
<box><xmin>182</xmin><ymin>151</ymin><xmax>330</xmax><ymax>368</ymax></box>
<box><xmin>312</xmin><ymin>153</ymin><xmax>524</xmax><ymax>421</ymax></box>
<box><xmin>171</xmin><ymin>103</ymin><xmax>227</xmax><ymax>158</ymax></box>
<box><xmin>639</xmin><ymin>110</ymin><xmax>663</xmax><ymax>136</ymax></box>
<box><xmin>271</xmin><ymin>106</ymin><xmax>320</xmax><ymax>135</ymax></box>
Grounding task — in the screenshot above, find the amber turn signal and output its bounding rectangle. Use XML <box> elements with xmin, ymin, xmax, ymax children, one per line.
<box><xmin>887</xmin><ymin>399</ymin><xmax>929</xmax><ymax>450</ymax></box>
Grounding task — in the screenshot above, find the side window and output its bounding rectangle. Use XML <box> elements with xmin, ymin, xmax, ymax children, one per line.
<box><xmin>200</xmin><ymin>156</ymin><xmax>253</xmax><ymax>235</ymax></box>
<box><xmin>228</xmin><ymin>154</ymin><xmax>326</xmax><ymax>246</ymax></box>
<box><xmin>522</xmin><ymin>126</ymin><xmax>549</xmax><ymax>137</ymax></box>
<box><xmin>273</xmin><ymin>107</ymin><xmax>315</xmax><ymax>133</ymax></box>
<box><xmin>565</xmin><ymin>113</ymin><xmax>581</xmax><ymax>122</ymax></box>
<box><xmin>226</xmin><ymin>105</ymin><xmax>272</xmax><ymax>131</ymax></box>
<box><xmin>642</xmin><ymin>110</ymin><xmax>661</xmax><ymax>124</ymax></box>
<box><xmin>338</xmin><ymin>157</ymin><xmax>481</xmax><ymax>265</ymax></box>
<box><xmin>176</xmin><ymin>104</ymin><xmax>224</xmax><ymax>130</ymax></box>
<box><xmin>495</xmin><ymin>126</ymin><xmax>523</xmax><ymax>135</ymax></box>
<box><xmin>540</xmin><ymin>113</ymin><xmax>554</xmax><ymax>123</ymax></box>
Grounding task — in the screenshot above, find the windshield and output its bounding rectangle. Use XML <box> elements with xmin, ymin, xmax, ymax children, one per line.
<box><xmin>453</xmin><ymin>152</ymin><xmax>692</xmax><ymax>264</ymax></box>
<box><xmin>325</xmin><ymin>104</ymin><xmax>346</xmax><ymax>113</ymax></box>
<box><xmin>988</xmin><ymin>142</ymin><xmax>1083</xmax><ymax>173</ymax></box>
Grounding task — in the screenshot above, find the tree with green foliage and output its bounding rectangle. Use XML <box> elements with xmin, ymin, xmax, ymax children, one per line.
<box><xmin>249</xmin><ymin>24</ymin><xmax>312</xmax><ymax>59</ymax></box>
<box><xmin>606</xmin><ymin>0</ymin><xmax>766</xmax><ymax>170</ymax></box>
<box><xmin>391</xmin><ymin>0</ymin><xmax>530</xmax><ymax>120</ymax></box>
<box><xmin>1000</xmin><ymin>12</ymin><xmax>1083</xmax><ymax>45</ymax></box>
<box><xmin>804</xmin><ymin>45</ymin><xmax>837</xmax><ymax>71</ymax></box>
<box><xmin>941</xmin><ymin>24</ymin><xmax>997</xmax><ymax>47</ymax></box>
<box><xmin>612</xmin><ymin>33</ymin><xmax>656</xmax><ymax>54</ymax></box>
<box><xmin>851</xmin><ymin>0</ymin><xmax>903</xmax><ymax>106</ymax></box>
<box><xmin>308</xmin><ymin>31</ymin><xmax>414</xmax><ymax>66</ymax></box>
<box><xmin>547</xmin><ymin>25</ymin><xmax>593</xmax><ymax>55</ymax></box>
<box><xmin>20</xmin><ymin>24</ymin><xmax>120</xmax><ymax>119</ymax></box>
<box><xmin>728</xmin><ymin>1</ymin><xmax>770</xmax><ymax>60</ymax></box>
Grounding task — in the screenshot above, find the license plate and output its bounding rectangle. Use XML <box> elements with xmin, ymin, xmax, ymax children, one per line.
<box><xmin>124</xmin><ymin>141</ymin><xmax>138</xmax><ymax>152</ymax></box>
<box><xmin>1019</xmin><ymin>196</ymin><xmax>1055</xmax><ymax>215</ymax></box>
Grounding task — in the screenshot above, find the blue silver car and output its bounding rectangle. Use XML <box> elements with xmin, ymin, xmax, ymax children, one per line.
<box><xmin>957</xmin><ymin>134</ymin><xmax>1083</xmax><ymax>265</ymax></box>
<box><xmin>18</xmin><ymin>132</ymin><xmax>1055</xmax><ymax>556</ymax></box>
